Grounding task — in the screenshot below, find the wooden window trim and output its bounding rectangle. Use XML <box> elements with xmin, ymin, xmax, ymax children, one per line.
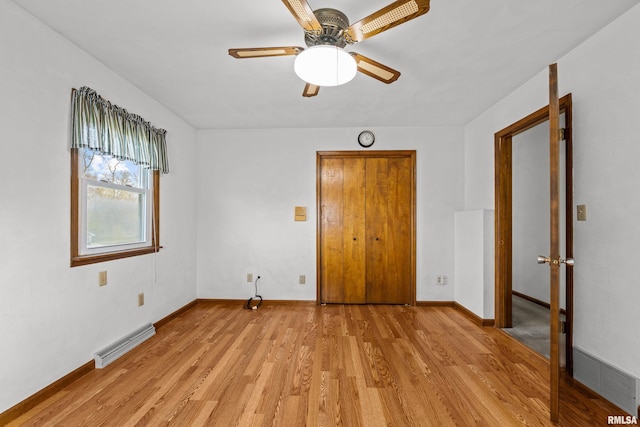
<box><xmin>70</xmin><ymin>148</ymin><xmax>160</xmax><ymax>267</ymax></box>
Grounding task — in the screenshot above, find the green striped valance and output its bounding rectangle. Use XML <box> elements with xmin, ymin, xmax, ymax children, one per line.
<box><xmin>71</xmin><ymin>86</ymin><xmax>169</xmax><ymax>173</ymax></box>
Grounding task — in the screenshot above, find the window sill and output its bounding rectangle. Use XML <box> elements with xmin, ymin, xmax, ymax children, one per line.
<box><xmin>71</xmin><ymin>246</ymin><xmax>160</xmax><ymax>267</ymax></box>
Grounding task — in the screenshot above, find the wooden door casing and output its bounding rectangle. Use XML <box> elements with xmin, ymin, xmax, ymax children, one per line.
<box><xmin>317</xmin><ymin>151</ymin><xmax>416</xmax><ymax>305</ymax></box>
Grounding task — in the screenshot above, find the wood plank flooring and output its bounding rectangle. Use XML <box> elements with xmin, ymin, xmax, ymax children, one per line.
<box><xmin>8</xmin><ymin>302</ymin><xmax>627</xmax><ymax>426</ymax></box>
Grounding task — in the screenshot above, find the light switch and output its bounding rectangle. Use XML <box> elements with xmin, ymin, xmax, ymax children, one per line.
<box><xmin>295</xmin><ymin>206</ymin><xmax>307</xmax><ymax>222</ymax></box>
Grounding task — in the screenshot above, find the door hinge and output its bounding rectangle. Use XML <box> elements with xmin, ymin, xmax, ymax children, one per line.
<box><xmin>561</xmin><ymin>320</ymin><xmax>567</xmax><ymax>334</ymax></box>
<box><xmin>559</xmin><ymin>128</ymin><xmax>566</xmax><ymax>141</ymax></box>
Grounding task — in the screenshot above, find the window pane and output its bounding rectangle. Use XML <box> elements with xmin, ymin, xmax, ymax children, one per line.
<box><xmin>82</xmin><ymin>149</ymin><xmax>144</xmax><ymax>189</ymax></box>
<box><xmin>86</xmin><ymin>185</ymin><xmax>146</xmax><ymax>248</ymax></box>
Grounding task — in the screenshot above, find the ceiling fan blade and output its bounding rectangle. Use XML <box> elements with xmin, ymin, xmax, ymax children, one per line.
<box><xmin>281</xmin><ymin>0</ymin><xmax>322</xmax><ymax>32</ymax></box>
<box><xmin>228</xmin><ymin>47</ymin><xmax>304</xmax><ymax>59</ymax></box>
<box><xmin>346</xmin><ymin>0</ymin><xmax>430</xmax><ymax>43</ymax></box>
<box><xmin>302</xmin><ymin>83</ymin><xmax>320</xmax><ymax>97</ymax></box>
<box><xmin>352</xmin><ymin>53</ymin><xmax>401</xmax><ymax>84</ymax></box>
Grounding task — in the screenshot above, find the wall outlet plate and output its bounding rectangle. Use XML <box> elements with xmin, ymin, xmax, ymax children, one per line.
<box><xmin>99</xmin><ymin>271</ymin><xmax>107</xmax><ymax>286</ymax></box>
<box><xmin>577</xmin><ymin>204</ymin><xmax>587</xmax><ymax>221</ymax></box>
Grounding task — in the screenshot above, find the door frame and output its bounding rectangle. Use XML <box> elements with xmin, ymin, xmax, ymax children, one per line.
<box><xmin>316</xmin><ymin>150</ymin><xmax>417</xmax><ymax>305</ymax></box>
<box><xmin>494</xmin><ymin>94</ymin><xmax>574</xmax><ymax>373</ymax></box>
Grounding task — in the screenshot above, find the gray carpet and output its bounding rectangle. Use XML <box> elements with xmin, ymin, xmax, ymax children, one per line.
<box><xmin>502</xmin><ymin>295</ymin><xmax>565</xmax><ymax>360</ymax></box>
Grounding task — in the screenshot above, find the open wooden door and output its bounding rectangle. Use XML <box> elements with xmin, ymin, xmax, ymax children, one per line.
<box><xmin>548</xmin><ymin>62</ymin><xmax>562</xmax><ymax>423</ymax></box>
<box><xmin>494</xmin><ymin>65</ymin><xmax>574</xmax><ymax>424</ymax></box>
<box><xmin>541</xmin><ymin>63</ymin><xmax>574</xmax><ymax>423</ymax></box>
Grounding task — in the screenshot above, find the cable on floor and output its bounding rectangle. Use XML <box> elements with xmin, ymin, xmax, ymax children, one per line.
<box><xmin>244</xmin><ymin>275</ymin><xmax>262</xmax><ymax>310</ymax></box>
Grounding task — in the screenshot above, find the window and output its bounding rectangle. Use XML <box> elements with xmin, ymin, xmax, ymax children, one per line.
<box><xmin>71</xmin><ymin>148</ymin><xmax>160</xmax><ymax>266</ymax></box>
<box><xmin>69</xmin><ymin>86</ymin><xmax>168</xmax><ymax>267</ymax></box>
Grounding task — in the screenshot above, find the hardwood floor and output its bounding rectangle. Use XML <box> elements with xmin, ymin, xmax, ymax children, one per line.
<box><xmin>8</xmin><ymin>302</ymin><xmax>626</xmax><ymax>426</ymax></box>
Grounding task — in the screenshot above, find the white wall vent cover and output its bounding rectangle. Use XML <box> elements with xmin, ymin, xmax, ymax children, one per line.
<box><xmin>94</xmin><ymin>323</ymin><xmax>155</xmax><ymax>368</ymax></box>
<box><xmin>574</xmin><ymin>346</ymin><xmax>638</xmax><ymax>415</ymax></box>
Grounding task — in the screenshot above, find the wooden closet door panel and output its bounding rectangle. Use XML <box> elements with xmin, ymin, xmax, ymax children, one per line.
<box><xmin>383</xmin><ymin>157</ymin><xmax>413</xmax><ymax>304</ymax></box>
<box><xmin>342</xmin><ymin>158</ymin><xmax>367</xmax><ymax>303</ymax></box>
<box><xmin>318</xmin><ymin>150</ymin><xmax>415</xmax><ymax>305</ymax></box>
<box><xmin>320</xmin><ymin>158</ymin><xmax>345</xmax><ymax>303</ymax></box>
<box><xmin>365</xmin><ymin>158</ymin><xmax>390</xmax><ymax>303</ymax></box>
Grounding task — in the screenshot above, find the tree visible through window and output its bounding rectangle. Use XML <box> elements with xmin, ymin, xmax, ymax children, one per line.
<box><xmin>83</xmin><ymin>149</ymin><xmax>148</xmax><ymax>248</ymax></box>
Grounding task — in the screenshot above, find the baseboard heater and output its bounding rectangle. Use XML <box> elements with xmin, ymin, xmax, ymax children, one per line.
<box><xmin>574</xmin><ymin>346</ymin><xmax>638</xmax><ymax>415</ymax></box>
<box><xmin>94</xmin><ymin>323</ymin><xmax>155</xmax><ymax>368</ymax></box>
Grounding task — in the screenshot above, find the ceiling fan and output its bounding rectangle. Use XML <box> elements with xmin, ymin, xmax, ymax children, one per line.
<box><xmin>228</xmin><ymin>0</ymin><xmax>431</xmax><ymax>97</ymax></box>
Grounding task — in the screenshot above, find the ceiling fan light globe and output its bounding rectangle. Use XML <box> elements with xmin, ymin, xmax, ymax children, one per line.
<box><xmin>294</xmin><ymin>45</ymin><xmax>357</xmax><ymax>87</ymax></box>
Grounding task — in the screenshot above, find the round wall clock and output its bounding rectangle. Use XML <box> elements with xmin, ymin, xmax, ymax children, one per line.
<box><xmin>358</xmin><ymin>130</ymin><xmax>375</xmax><ymax>147</ymax></box>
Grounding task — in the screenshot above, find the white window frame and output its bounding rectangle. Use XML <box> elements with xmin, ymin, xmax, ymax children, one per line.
<box><xmin>78</xmin><ymin>168</ymin><xmax>153</xmax><ymax>256</ymax></box>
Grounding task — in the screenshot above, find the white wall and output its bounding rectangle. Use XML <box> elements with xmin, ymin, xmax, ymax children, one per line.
<box><xmin>464</xmin><ymin>3</ymin><xmax>640</xmax><ymax>380</ymax></box>
<box><xmin>0</xmin><ymin>0</ymin><xmax>198</xmax><ymax>413</ymax></box>
<box><xmin>196</xmin><ymin>127</ymin><xmax>464</xmax><ymax>303</ymax></box>
<box><xmin>454</xmin><ymin>210</ymin><xmax>494</xmax><ymax>319</ymax></box>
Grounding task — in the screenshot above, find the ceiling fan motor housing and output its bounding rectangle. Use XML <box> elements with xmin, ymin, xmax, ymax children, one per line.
<box><xmin>305</xmin><ymin>8</ymin><xmax>351</xmax><ymax>48</ymax></box>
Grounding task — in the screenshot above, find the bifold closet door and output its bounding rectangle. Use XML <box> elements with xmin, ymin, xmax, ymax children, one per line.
<box><xmin>318</xmin><ymin>151</ymin><xmax>415</xmax><ymax>305</ymax></box>
<box><xmin>319</xmin><ymin>157</ymin><xmax>366</xmax><ymax>303</ymax></box>
<box><xmin>365</xmin><ymin>157</ymin><xmax>413</xmax><ymax>304</ymax></box>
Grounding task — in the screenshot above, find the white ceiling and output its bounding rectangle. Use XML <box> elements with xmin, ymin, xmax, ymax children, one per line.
<box><xmin>13</xmin><ymin>0</ymin><xmax>639</xmax><ymax>129</ymax></box>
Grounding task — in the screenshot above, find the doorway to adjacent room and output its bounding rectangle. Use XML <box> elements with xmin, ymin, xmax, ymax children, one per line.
<box><xmin>494</xmin><ymin>94</ymin><xmax>574</xmax><ymax>373</ymax></box>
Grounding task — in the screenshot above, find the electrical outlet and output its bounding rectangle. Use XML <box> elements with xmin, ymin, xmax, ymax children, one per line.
<box><xmin>99</xmin><ymin>271</ymin><xmax>107</xmax><ymax>286</ymax></box>
<box><xmin>436</xmin><ymin>275</ymin><xmax>447</xmax><ymax>285</ymax></box>
<box><xmin>299</xmin><ymin>275</ymin><xmax>306</xmax><ymax>285</ymax></box>
<box><xmin>247</xmin><ymin>273</ymin><xmax>253</xmax><ymax>283</ymax></box>
<box><xmin>138</xmin><ymin>293</ymin><xmax>145</xmax><ymax>306</ymax></box>
<box><xmin>577</xmin><ymin>204</ymin><xmax>587</xmax><ymax>221</ymax></box>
